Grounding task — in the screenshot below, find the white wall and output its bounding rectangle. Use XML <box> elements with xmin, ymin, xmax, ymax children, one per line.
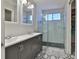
<box><xmin>4</xmin><ymin>0</ymin><xmax>34</xmax><ymax>37</ymax></box>
<box><xmin>5</xmin><ymin>22</ymin><xmax>34</xmax><ymax>37</ymax></box>
<box><xmin>4</xmin><ymin>0</ymin><xmax>17</xmax><ymax>22</ymax></box>
<box><xmin>36</xmin><ymin>5</ymin><xmax>42</xmax><ymax>32</ymax></box>
<box><xmin>1</xmin><ymin>0</ymin><xmax>5</xmax><ymax>59</ymax></box>
<box><xmin>64</xmin><ymin>0</ymin><xmax>71</xmax><ymax>54</ymax></box>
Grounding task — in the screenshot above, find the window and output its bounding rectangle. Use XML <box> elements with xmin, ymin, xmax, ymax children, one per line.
<box><xmin>29</xmin><ymin>15</ymin><xmax>32</xmax><ymax>21</ymax></box>
<box><xmin>53</xmin><ymin>13</ymin><xmax>61</xmax><ymax>20</ymax></box>
<box><xmin>48</xmin><ymin>14</ymin><xmax>52</xmax><ymax>20</ymax></box>
<box><xmin>43</xmin><ymin>13</ymin><xmax>61</xmax><ymax>21</ymax></box>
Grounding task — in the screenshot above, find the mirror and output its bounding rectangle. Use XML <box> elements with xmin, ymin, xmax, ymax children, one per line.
<box><xmin>21</xmin><ymin>0</ymin><xmax>34</xmax><ymax>24</ymax></box>
<box><xmin>4</xmin><ymin>0</ymin><xmax>17</xmax><ymax>22</ymax></box>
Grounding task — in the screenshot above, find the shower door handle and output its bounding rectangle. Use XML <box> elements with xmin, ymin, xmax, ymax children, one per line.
<box><xmin>18</xmin><ymin>44</ymin><xmax>24</xmax><ymax>52</ymax></box>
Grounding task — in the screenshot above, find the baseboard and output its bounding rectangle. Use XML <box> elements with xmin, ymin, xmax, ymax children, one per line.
<box><xmin>42</xmin><ymin>42</ymin><xmax>64</xmax><ymax>49</ymax></box>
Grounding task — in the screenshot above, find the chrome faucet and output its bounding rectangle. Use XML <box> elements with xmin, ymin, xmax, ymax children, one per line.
<box><xmin>5</xmin><ymin>34</ymin><xmax>14</xmax><ymax>39</ymax></box>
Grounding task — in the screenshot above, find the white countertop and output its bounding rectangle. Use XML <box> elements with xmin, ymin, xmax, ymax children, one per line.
<box><xmin>5</xmin><ymin>33</ymin><xmax>42</xmax><ymax>48</ymax></box>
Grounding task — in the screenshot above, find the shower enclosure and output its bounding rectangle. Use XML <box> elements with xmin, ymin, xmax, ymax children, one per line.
<box><xmin>41</xmin><ymin>9</ymin><xmax>65</xmax><ymax>48</ymax></box>
<box><xmin>37</xmin><ymin>9</ymin><xmax>67</xmax><ymax>59</ymax></box>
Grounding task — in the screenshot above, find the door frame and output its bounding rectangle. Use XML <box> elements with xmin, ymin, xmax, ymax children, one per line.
<box><xmin>1</xmin><ymin>0</ymin><xmax>5</xmax><ymax>59</ymax></box>
<box><xmin>65</xmin><ymin>0</ymin><xmax>72</xmax><ymax>55</ymax></box>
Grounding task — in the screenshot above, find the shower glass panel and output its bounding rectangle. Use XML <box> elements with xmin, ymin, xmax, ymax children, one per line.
<box><xmin>42</xmin><ymin>9</ymin><xmax>65</xmax><ymax>49</ymax></box>
<box><xmin>42</xmin><ymin>14</ymin><xmax>48</xmax><ymax>42</ymax></box>
<box><xmin>47</xmin><ymin>13</ymin><xmax>65</xmax><ymax>48</ymax></box>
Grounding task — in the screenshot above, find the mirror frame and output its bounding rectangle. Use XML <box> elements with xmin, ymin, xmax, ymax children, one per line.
<box><xmin>19</xmin><ymin>0</ymin><xmax>34</xmax><ymax>25</ymax></box>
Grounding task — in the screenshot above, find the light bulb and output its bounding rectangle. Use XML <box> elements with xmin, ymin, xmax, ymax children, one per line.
<box><xmin>27</xmin><ymin>4</ymin><xmax>34</xmax><ymax>9</ymax></box>
<box><xmin>22</xmin><ymin>0</ymin><xmax>27</xmax><ymax>4</ymax></box>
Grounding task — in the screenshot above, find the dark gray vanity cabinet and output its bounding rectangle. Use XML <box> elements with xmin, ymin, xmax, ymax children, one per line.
<box><xmin>31</xmin><ymin>35</ymin><xmax>42</xmax><ymax>57</ymax></box>
<box><xmin>20</xmin><ymin>39</ymin><xmax>33</xmax><ymax>59</ymax></box>
<box><xmin>5</xmin><ymin>34</ymin><xmax>42</xmax><ymax>59</ymax></box>
<box><xmin>20</xmin><ymin>35</ymin><xmax>42</xmax><ymax>59</ymax></box>
<box><xmin>5</xmin><ymin>43</ymin><xmax>20</xmax><ymax>59</ymax></box>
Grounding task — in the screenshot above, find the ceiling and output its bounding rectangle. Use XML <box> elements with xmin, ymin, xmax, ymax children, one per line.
<box><xmin>33</xmin><ymin>0</ymin><xmax>66</xmax><ymax>9</ymax></box>
<box><xmin>13</xmin><ymin>0</ymin><xmax>66</xmax><ymax>9</ymax></box>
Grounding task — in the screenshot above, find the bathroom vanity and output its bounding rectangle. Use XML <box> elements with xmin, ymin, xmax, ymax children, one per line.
<box><xmin>5</xmin><ymin>33</ymin><xmax>42</xmax><ymax>59</ymax></box>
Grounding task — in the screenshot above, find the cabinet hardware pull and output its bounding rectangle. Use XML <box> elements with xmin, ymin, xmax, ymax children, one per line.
<box><xmin>18</xmin><ymin>44</ymin><xmax>24</xmax><ymax>52</ymax></box>
<box><xmin>38</xmin><ymin>37</ymin><xmax>41</xmax><ymax>39</ymax></box>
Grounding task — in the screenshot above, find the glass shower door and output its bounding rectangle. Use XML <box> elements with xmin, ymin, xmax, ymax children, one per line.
<box><xmin>42</xmin><ymin>12</ymin><xmax>65</xmax><ymax>47</ymax></box>
<box><xmin>42</xmin><ymin>10</ymin><xmax>66</xmax><ymax>59</ymax></box>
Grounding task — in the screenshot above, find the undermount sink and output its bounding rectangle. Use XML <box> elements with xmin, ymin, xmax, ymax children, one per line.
<box><xmin>5</xmin><ymin>33</ymin><xmax>40</xmax><ymax>44</ymax></box>
<box><xmin>5</xmin><ymin>33</ymin><xmax>33</xmax><ymax>43</ymax></box>
<box><xmin>5</xmin><ymin>33</ymin><xmax>42</xmax><ymax>47</ymax></box>
<box><xmin>5</xmin><ymin>37</ymin><xmax>18</xmax><ymax>43</ymax></box>
<box><xmin>27</xmin><ymin>32</ymin><xmax>34</xmax><ymax>35</ymax></box>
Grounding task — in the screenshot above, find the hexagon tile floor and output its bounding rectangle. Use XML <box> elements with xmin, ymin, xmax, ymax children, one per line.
<box><xmin>35</xmin><ymin>46</ymin><xmax>75</xmax><ymax>59</ymax></box>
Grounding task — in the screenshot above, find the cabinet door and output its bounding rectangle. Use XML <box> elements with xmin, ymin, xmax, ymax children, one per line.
<box><xmin>5</xmin><ymin>44</ymin><xmax>19</xmax><ymax>59</ymax></box>
<box><xmin>20</xmin><ymin>35</ymin><xmax>42</xmax><ymax>59</ymax></box>
<box><xmin>31</xmin><ymin>35</ymin><xmax>42</xmax><ymax>56</ymax></box>
<box><xmin>20</xmin><ymin>40</ymin><xmax>33</xmax><ymax>59</ymax></box>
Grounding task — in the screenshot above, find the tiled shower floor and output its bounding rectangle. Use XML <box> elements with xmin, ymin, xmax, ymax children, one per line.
<box><xmin>35</xmin><ymin>46</ymin><xmax>75</xmax><ymax>59</ymax></box>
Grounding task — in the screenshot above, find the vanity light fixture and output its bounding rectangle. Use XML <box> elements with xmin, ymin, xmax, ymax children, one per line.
<box><xmin>22</xmin><ymin>0</ymin><xmax>31</xmax><ymax>5</ymax></box>
<box><xmin>22</xmin><ymin>0</ymin><xmax>34</xmax><ymax>9</ymax></box>
<box><xmin>22</xmin><ymin>0</ymin><xmax>28</xmax><ymax>4</ymax></box>
<box><xmin>27</xmin><ymin>4</ymin><xmax>34</xmax><ymax>9</ymax></box>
